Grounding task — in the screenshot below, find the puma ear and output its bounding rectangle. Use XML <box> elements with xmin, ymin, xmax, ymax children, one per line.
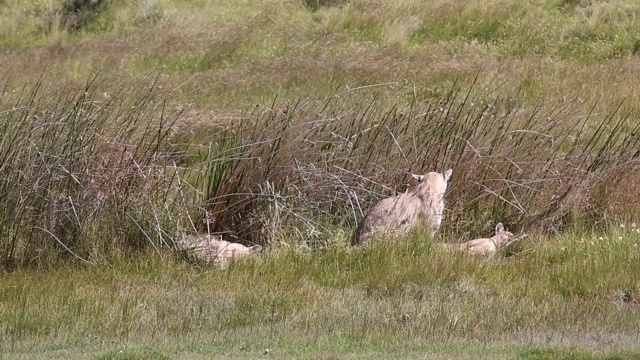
<box><xmin>442</xmin><ymin>169</ymin><xmax>453</xmax><ymax>183</ymax></box>
<box><xmin>411</xmin><ymin>174</ymin><xmax>425</xmax><ymax>183</ymax></box>
<box><xmin>495</xmin><ymin>223</ymin><xmax>505</xmax><ymax>233</ymax></box>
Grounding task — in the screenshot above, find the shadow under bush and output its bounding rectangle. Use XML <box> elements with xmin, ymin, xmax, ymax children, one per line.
<box><xmin>301</xmin><ymin>0</ymin><xmax>348</xmax><ymax>12</ymax></box>
<box><xmin>60</xmin><ymin>0</ymin><xmax>110</xmax><ymax>32</ymax></box>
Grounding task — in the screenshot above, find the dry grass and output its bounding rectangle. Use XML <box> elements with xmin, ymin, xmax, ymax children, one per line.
<box><xmin>1</xmin><ymin>56</ymin><xmax>640</xmax><ymax>262</ymax></box>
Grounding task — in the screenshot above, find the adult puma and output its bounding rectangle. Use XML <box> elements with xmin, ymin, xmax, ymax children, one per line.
<box><xmin>352</xmin><ymin>169</ymin><xmax>453</xmax><ymax>245</ymax></box>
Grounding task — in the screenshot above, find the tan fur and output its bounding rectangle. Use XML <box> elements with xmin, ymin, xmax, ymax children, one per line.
<box><xmin>351</xmin><ymin>169</ymin><xmax>453</xmax><ymax>246</ymax></box>
<box><xmin>181</xmin><ymin>234</ymin><xmax>263</xmax><ymax>269</ymax></box>
<box><xmin>441</xmin><ymin>223</ymin><xmax>514</xmax><ymax>257</ymax></box>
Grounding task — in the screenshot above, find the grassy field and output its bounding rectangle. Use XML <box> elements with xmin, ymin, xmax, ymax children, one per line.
<box><xmin>2</xmin><ymin>0</ymin><xmax>640</xmax><ymax>112</ymax></box>
<box><xmin>2</xmin><ymin>231</ymin><xmax>640</xmax><ymax>359</ymax></box>
<box><xmin>2</xmin><ymin>230</ymin><xmax>640</xmax><ymax>359</ymax></box>
<box><xmin>2</xmin><ymin>0</ymin><xmax>640</xmax><ymax>358</ymax></box>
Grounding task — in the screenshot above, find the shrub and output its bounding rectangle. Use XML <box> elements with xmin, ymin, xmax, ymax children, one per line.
<box><xmin>302</xmin><ymin>0</ymin><xmax>348</xmax><ymax>12</ymax></box>
<box><xmin>60</xmin><ymin>0</ymin><xmax>109</xmax><ymax>32</ymax></box>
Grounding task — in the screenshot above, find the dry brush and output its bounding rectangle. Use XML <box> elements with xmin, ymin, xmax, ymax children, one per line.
<box><xmin>1</xmin><ymin>75</ymin><xmax>639</xmax><ymax>268</ymax></box>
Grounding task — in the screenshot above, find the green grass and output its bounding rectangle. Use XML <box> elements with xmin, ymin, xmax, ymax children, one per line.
<box><xmin>1</xmin><ymin>227</ymin><xmax>640</xmax><ymax>358</ymax></box>
<box><xmin>94</xmin><ymin>345</ymin><xmax>171</xmax><ymax>360</ymax></box>
<box><xmin>2</xmin><ymin>0</ymin><xmax>640</xmax><ymax>111</ymax></box>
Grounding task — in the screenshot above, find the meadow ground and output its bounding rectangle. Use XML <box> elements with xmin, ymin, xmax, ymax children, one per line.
<box><xmin>2</xmin><ymin>0</ymin><xmax>640</xmax><ymax>358</ymax></box>
<box><xmin>2</xmin><ymin>230</ymin><xmax>640</xmax><ymax>359</ymax></box>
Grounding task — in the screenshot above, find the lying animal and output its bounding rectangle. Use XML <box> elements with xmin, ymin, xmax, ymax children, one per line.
<box><xmin>180</xmin><ymin>234</ymin><xmax>263</xmax><ymax>269</ymax></box>
<box><xmin>440</xmin><ymin>223</ymin><xmax>515</xmax><ymax>256</ymax></box>
<box><xmin>352</xmin><ymin>169</ymin><xmax>453</xmax><ymax>246</ymax></box>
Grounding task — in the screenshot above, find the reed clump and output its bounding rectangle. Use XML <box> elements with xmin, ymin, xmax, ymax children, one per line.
<box><xmin>180</xmin><ymin>83</ymin><xmax>640</xmax><ymax>247</ymax></box>
<box><xmin>1</xmin><ymin>76</ymin><xmax>639</xmax><ymax>268</ymax></box>
<box><xmin>0</xmin><ymin>76</ymin><xmax>180</xmax><ymax>269</ymax></box>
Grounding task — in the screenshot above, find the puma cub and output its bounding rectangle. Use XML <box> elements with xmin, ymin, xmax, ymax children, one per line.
<box><xmin>181</xmin><ymin>234</ymin><xmax>263</xmax><ymax>269</ymax></box>
<box><xmin>441</xmin><ymin>223</ymin><xmax>514</xmax><ymax>256</ymax></box>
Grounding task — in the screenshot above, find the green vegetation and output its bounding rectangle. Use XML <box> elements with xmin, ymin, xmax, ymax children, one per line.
<box><xmin>2</xmin><ymin>233</ymin><xmax>640</xmax><ymax>358</ymax></box>
<box><xmin>1</xmin><ymin>0</ymin><xmax>640</xmax><ymax>358</ymax></box>
<box><xmin>2</xmin><ymin>0</ymin><xmax>640</xmax><ymax>109</ymax></box>
<box><xmin>2</xmin><ymin>234</ymin><xmax>640</xmax><ymax>358</ymax></box>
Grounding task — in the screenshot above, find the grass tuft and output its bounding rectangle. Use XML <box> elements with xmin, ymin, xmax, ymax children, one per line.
<box><xmin>0</xmin><ymin>74</ymin><xmax>182</xmax><ymax>269</ymax></box>
<box><xmin>94</xmin><ymin>345</ymin><xmax>170</xmax><ymax>360</ymax></box>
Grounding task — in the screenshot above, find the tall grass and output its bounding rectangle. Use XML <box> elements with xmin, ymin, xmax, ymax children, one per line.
<box><xmin>180</xmin><ymin>80</ymin><xmax>640</xmax><ymax>247</ymax></box>
<box><xmin>0</xmin><ymin>75</ymin><xmax>181</xmax><ymax>269</ymax></box>
<box><xmin>2</xmin><ymin>72</ymin><xmax>638</xmax><ymax>268</ymax></box>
